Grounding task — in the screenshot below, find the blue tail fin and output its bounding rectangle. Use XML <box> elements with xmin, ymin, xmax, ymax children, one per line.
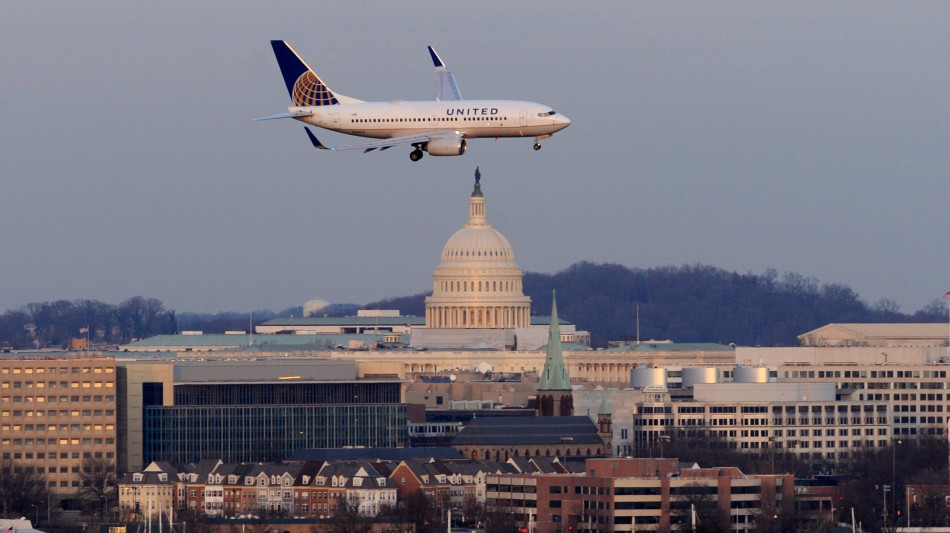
<box><xmin>270</xmin><ymin>40</ymin><xmax>339</xmax><ymax>106</ymax></box>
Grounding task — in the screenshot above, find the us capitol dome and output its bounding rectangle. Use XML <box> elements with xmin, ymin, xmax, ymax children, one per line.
<box><xmin>424</xmin><ymin>168</ymin><xmax>532</xmax><ymax>329</ymax></box>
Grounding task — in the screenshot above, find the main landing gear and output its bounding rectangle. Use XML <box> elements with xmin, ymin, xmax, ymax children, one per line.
<box><xmin>533</xmin><ymin>142</ymin><xmax>541</xmax><ymax>151</ymax></box>
<box><xmin>409</xmin><ymin>142</ymin><xmax>426</xmax><ymax>161</ymax></box>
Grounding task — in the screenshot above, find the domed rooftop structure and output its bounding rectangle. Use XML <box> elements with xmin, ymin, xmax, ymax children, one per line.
<box><xmin>303</xmin><ymin>297</ymin><xmax>330</xmax><ymax>317</ymax></box>
<box><xmin>425</xmin><ymin>168</ymin><xmax>531</xmax><ymax>329</ymax></box>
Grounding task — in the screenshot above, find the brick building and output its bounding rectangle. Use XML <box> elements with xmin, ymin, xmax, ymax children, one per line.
<box><xmin>486</xmin><ymin>457</ymin><xmax>793</xmax><ymax>533</ymax></box>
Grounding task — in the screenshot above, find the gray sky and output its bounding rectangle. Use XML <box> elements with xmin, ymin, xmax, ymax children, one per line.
<box><xmin>2</xmin><ymin>2</ymin><xmax>948</xmax><ymax>315</ymax></box>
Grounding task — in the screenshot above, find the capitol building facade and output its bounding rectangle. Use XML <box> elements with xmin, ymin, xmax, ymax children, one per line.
<box><xmin>424</xmin><ymin>170</ymin><xmax>532</xmax><ymax>330</ymax></box>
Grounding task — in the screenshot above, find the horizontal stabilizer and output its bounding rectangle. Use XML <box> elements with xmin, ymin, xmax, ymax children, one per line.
<box><xmin>253</xmin><ymin>110</ymin><xmax>314</xmax><ymax>121</ymax></box>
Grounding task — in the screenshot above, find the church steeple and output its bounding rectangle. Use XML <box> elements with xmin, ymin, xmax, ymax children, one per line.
<box><xmin>597</xmin><ymin>391</ymin><xmax>613</xmax><ymax>455</ymax></box>
<box><xmin>537</xmin><ymin>290</ymin><xmax>573</xmax><ymax>417</ymax></box>
<box><xmin>539</xmin><ymin>290</ymin><xmax>571</xmax><ymax>391</ymax></box>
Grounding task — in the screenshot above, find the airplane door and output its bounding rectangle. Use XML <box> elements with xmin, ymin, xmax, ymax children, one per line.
<box><xmin>331</xmin><ymin>113</ymin><xmax>340</xmax><ymax>128</ymax></box>
<box><xmin>519</xmin><ymin>109</ymin><xmax>528</xmax><ymax>127</ymax></box>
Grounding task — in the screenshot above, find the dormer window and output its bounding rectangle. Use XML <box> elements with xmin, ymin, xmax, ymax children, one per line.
<box><xmin>158</xmin><ymin>473</ymin><xmax>167</xmax><ymax>482</ymax></box>
<box><xmin>133</xmin><ymin>473</ymin><xmax>143</xmax><ymax>482</ymax></box>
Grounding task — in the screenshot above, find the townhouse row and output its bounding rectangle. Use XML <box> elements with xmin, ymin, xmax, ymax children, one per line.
<box><xmin>117</xmin><ymin>455</ymin><xmax>530</xmax><ymax>521</ymax></box>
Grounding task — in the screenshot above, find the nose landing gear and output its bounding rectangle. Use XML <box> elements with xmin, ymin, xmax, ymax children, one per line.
<box><xmin>533</xmin><ymin>134</ymin><xmax>551</xmax><ymax>151</ymax></box>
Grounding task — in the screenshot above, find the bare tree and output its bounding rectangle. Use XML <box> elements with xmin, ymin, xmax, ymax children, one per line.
<box><xmin>462</xmin><ymin>494</ymin><xmax>485</xmax><ymax>528</ymax></box>
<box><xmin>670</xmin><ymin>482</ymin><xmax>725</xmax><ymax>533</ymax></box>
<box><xmin>79</xmin><ymin>457</ymin><xmax>117</xmax><ymax>518</ymax></box>
<box><xmin>483</xmin><ymin>500</ymin><xmax>520</xmax><ymax>533</ymax></box>
<box><xmin>387</xmin><ymin>490</ymin><xmax>439</xmax><ymax>533</ymax></box>
<box><xmin>327</xmin><ymin>494</ymin><xmax>376</xmax><ymax>533</ymax></box>
<box><xmin>0</xmin><ymin>459</ymin><xmax>47</xmax><ymax>520</ymax></box>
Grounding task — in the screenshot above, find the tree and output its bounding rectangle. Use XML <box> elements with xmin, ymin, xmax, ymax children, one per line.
<box><xmin>907</xmin><ymin>484</ymin><xmax>948</xmax><ymax>528</ymax></box>
<box><xmin>394</xmin><ymin>490</ymin><xmax>439</xmax><ymax>533</ymax></box>
<box><xmin>462</xmin><ymin>494</ymin><xmax>486</xmax><ymax>528</ymax></box>
<box><xmin>750</xmin><ymin>494</ymin><xmax>794</xmax><ymax>533</ymax></box>
<box><xmin>671</xmin><ymin>482</ymin><xmax>725</xmax><ymax>533</ymax></box>
<box><xmin>78</xmin><ymin>457</ymin><xmax>117</xmax><ymax>517</ymax></box>
<box><xmin>483</xmin><ymin>500</ymin><xmax>520</xmax><ymax>533</ymax></box>
<box><xmin>327</xmin><ymin>494</ymin><xmax>376</xmax><ymax>533</ymax></box>
<box><xmin>115</xmin><ymin>296</ymin><xmax>175</xmax><ymax>341</ymax></box>
<box><xmin>0</xmin><ymin>459</ymin><xmax>48</xmax><ymax>520</ymax></box>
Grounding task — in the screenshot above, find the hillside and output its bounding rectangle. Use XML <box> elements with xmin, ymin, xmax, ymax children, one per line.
<box><xmin>369</xmin><ymin>262</ymin><xmax>946</xmax><ymax>347</ymax></box>
<box><xmin>2</xmin><ymin>262</ymin><xmax>944</xmax><ymax>350</ymax></box>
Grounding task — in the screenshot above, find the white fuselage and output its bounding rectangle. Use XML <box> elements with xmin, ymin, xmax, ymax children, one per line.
<box><xmin>291</xmin><ymin>99</ymin><xmax>570</xmax><ymax>140</ymax></box>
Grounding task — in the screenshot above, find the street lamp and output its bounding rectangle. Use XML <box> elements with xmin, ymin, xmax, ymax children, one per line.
<box><xmin>892</xmin><ymin>438</ymin><xmax>902</xmax><ymax>522</ymax></box>
<box><xmin>768</xmin><ymin>436</ymin><xmax>776</xmax><ymax>474</ymax></box>
<box><xmin>882</xmin><ymin>485</ymin><xmax>890</xmax><ymax>525</ymax></box>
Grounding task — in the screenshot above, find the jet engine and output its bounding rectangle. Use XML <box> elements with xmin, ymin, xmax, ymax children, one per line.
<box><xmin>426</xmin><ymin>136</ymin><xmax>467</xmax><ymax>156</ymax></box>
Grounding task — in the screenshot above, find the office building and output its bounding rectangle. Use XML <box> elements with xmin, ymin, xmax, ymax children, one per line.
<box><xmin>117</xmin><ymin>357</ymin><xmax>406</xmax><ymax>470</ymax></box>
<box><xmin>0</xmin><ymin>353</ymin><xmax>117</xmax><ymax>494</ymax></box>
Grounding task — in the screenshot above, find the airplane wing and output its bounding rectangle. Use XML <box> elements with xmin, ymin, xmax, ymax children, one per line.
<box><xmin>304</xmin><ymin>127</ymin><xmax>460</xmax><ymax>153</ymax></box>
<box><xmin>428</xmin><ymin>46</ymin><xmax>463</xmax><ymax>102</ymax></box>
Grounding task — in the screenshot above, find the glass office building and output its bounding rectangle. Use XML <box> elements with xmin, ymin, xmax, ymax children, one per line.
<box><xmin>143</xmin><ymin>381</ymin><xmax>406</xmax><ymax>463</ymax></box>
<box><xmin>125</xmin><ymin>358</ymin><xmax>408</xmax><ymax>465</ymax></box>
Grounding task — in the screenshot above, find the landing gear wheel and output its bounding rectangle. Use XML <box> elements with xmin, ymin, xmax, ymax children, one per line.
<box><xmin>410</xmin><ymin>149</ymin><xmax>424</xmax><ymax>161</ymax></box>
<box><xmin>533</xmin><ymin>142</ymin><xmax>542</xmax><ymax>151</ymax></box>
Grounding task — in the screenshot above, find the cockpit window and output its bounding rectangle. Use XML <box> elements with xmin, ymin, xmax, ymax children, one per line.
<box><xmin>538</xmin><ymin>110</ymin><xmax>557</xmax><ymax>117</ymax></box>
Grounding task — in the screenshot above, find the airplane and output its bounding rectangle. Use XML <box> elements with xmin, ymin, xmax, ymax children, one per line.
<box><xmin>256</xmin><ymin>40</ymin><xmax>571</xmax><ymax>161</ymax></box>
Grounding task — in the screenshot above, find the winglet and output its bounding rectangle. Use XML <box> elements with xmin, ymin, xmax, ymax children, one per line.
<box><xmin>305</xmin><ymin>127</ymin><xmax>330</xmax><ymax>150</ymax></box>
<box><xmin>428</xmin><ymin>46</ymin><xmax>462</xmax><ymax>102</ymax></box>
<box><xmin>428</xmin><ymin>46</ymin><xmax>445</xmax><ymax>68</ymax></box>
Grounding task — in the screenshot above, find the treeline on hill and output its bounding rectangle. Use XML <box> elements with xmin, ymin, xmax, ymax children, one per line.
<box><xmin>0</xmin><ymin>297</ymin><xmax>177</xmax><ymax>350</ymax></box>
<box><xmin>369</xmin><ymin>262</ymin><xmax>948</xmax><ymax>347</ymax></box>
<box><xmin>0</xmin><ymin>298</ymin><xmax>301</xmax><ymax>350</ymax></box>
<box><xmin>2</xmin><ymin>262</ymin><xmax>945</xmax><ymax>350</ymax></box>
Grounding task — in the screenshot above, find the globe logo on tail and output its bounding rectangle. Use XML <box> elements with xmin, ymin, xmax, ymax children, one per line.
<box><xmin>292</xmin><ymin>71</ymin><xmax>338</xmax><ymax>107</ymax></box>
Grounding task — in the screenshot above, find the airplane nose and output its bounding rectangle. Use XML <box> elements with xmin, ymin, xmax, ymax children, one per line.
<box><xmin>555</xmin><ymin>113</ymin><xmax>571</xmax><ymax>130</ymax></box>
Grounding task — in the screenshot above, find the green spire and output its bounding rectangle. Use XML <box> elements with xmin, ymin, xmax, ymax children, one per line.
<box><xmin>538</xmin><ymin>290</ymin><xmax>572</xmax><ymax>391</ymax></box>
<box><xmin>598</xmin><ymin>391</ymin><xmax>612</xmax><ymax>416</ymax></box>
